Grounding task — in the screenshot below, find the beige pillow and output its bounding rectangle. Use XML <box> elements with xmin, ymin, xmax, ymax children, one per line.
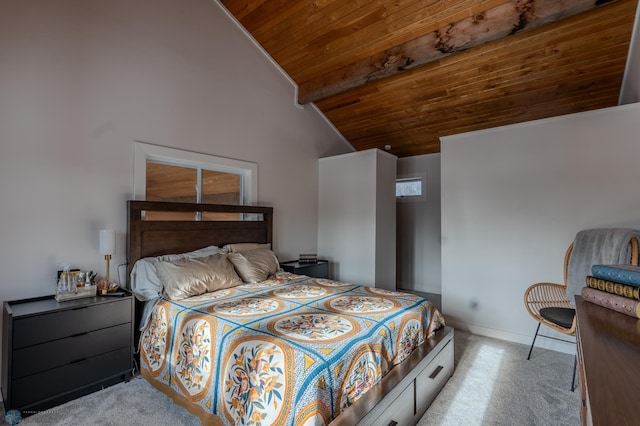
<box><xmin>155</xmin><ymin>253</ymin><xmax>242</xmax><ymax>300</ymax></box>
<box><xmin>227</xmin><ymin>249</ymin><xmax>279</xmax><ymax>283</ymax></box>
<box><xmin>221</xmin><ymin>243</ymin><xmax>271</xmax><ymax>253</ymax></box>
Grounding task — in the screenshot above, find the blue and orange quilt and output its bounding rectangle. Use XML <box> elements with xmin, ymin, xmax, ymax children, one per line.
<box><xmin>139</xmin><ymin>271</ymin><xmax>445</xmax><ymax>425</ymax></box>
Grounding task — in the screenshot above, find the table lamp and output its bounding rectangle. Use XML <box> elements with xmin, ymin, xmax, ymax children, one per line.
<box><xmin>99</xmin><ymin>229</ymin><xmax>115</xmax><ymax>283</ymax></box>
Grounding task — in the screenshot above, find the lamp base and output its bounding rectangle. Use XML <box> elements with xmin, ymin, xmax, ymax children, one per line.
<box><xmin>104</xmin><ymin>254</ymin><xmax>112</xmax><ymax>284</ymax></box>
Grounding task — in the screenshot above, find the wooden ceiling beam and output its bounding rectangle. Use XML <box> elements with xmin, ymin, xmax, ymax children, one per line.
<box><xmin>284</xmin><ymin>0</ymin><xmax>507</xmax><ymax>82</ymax></box>
<box><xmin>298</xmin><ymin>0</ymin><xmax>618</xmax><ymax>104</ymax></box>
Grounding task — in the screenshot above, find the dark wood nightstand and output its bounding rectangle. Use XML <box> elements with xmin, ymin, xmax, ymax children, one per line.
<box><xmin>280</xmin><ymin>260</ymin><xmax>330</xmax><ymax>279</ymax></box>
<box><xmin>2</xmin><ymin>290</ymin><xmax>134</xmax><ymax>415</ymax></box>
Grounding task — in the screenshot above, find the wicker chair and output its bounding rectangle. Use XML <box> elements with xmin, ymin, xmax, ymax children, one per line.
<box><xmin>524</xmin><ymin>235</ymin><xmax>639</xmax><ymax>391</ymax></box>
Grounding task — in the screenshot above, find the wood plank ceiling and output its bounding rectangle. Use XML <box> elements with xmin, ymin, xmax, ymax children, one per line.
<box><xmin>221</xmin><ymin>0</ymin><xmax>638</xmax><ymax>158</ymax></box>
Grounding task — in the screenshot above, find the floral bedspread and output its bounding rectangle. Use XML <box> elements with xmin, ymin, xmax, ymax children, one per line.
<box><xmin>139</xmin><ymin>271</ymin><xmax>445</xmax><ymax>425</ymax></box>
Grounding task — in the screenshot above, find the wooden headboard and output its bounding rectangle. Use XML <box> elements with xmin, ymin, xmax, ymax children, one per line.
<box><xmin>126</xmin><ymin>200</ymin><xmax>273</xmax><ymax>289</ymax></box>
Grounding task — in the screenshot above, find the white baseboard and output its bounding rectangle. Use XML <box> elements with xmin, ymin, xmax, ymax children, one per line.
<box><xmin>446</xmin><ymin>319</ymin><xmax>576</xmax><ymax>355</ymax></box>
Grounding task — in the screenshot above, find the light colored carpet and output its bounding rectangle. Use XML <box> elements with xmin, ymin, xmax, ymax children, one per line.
<box><xmin>419</xmin><ymin>330</ymin><xmax>580</xmax><ymax>426</ymax></box>
<box><xmin>15</xmin><ymin>376</ymin><xmax>198</xmax><ymax>426</ymax></box>
<box><xmin>9</xmin><ymin>329</ymin><xmax>580</xmax><ymax>425</ymax></box>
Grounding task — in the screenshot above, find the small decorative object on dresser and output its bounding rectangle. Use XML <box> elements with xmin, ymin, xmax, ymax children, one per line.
<box><xmin>280</xmin><ymin>259</ymin><xmax>329</xmax><ymax>278</ymax></box>
<box><xmin>1</xmin><ymin>290</ymin><xmax>134</xmax><ymax>416</ymax></box>
<box><xmin>55</xmin><ymin>268</ymin><xmax>97</xmax><ymax>302</ymax></box>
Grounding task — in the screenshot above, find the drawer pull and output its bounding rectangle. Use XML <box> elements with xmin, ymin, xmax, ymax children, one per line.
<box><xmin>70</xmin><ymin>331</ymin><xmax>89</xmax><ymax>338</ymax></box>
<box><xmin>388</xmin><ymin>422</ymin><xmax>398</xmax><ymax>426</ymax></box>
<box><xmin>70</xmin><ymin>357</ymin><xmax>87</xmax><ymax>364</ymax></box>
<box><xmin>71</xmin><ymin>306</ymin><xmax>89</xmax><ymax>311</ymax></box>
<box><xmin>429</xmin><ymin>365</ymin><xmax>444</xmax><ymax>379</ymax></box>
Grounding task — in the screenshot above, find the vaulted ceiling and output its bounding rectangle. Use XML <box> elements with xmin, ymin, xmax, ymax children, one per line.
<box><xmin>221</xmin><ymin>0</ymin><xmax>638</xmax><ymax>158</ymax></box>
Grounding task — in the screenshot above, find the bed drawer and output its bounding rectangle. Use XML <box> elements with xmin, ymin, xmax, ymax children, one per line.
<box><xmin>415</xmin><ymin>338</ymin><xmax>454</xmax><ymax>418</ymax></box>
<box><xmin>336</xmin><ymin>328</ymin><xmax>454</xmax><ymax>426</ymax></box>
<box><xmin>370</xmin><ymin>381</ymin><xmax>415</xmax><ymax>426</ymax></box>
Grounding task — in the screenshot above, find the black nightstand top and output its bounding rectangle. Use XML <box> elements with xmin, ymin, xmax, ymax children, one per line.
<box><xmin>279</xmin><ymin>259</ymin><xmax>329</xmax><ymax>268</ymax></box>
<box><xmin>5</xmin><ymin>289</ymin><xmax>133</xmax><ymax>318</ymax></box>
<box><xmin>280</xmin><ymin>260</ymin><xmax>329</xmax><ymax>279</ymax></box>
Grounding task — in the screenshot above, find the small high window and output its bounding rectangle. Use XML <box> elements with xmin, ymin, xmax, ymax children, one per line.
<box><xmin>396</xmin><ymin>175</ymin><xmax>426</xmax><ymax>202</ymax></box>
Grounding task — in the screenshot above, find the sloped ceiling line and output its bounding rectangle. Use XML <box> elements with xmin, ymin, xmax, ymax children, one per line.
<box><xmin>221</xmin><ymin>0</ymin><xmax>636</xmax><ymax>157</ymax></box>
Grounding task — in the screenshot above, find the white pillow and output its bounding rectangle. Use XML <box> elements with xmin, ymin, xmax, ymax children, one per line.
<box><xmin>130</xmin><ymin>245</ymin><xmax>222</xmax><ymax>301</ymax></box>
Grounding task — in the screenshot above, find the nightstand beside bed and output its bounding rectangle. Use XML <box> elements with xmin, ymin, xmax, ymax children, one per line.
<box><xmin>279</xmin><ymin>259</ymin><xmax>329</xmax><ymax>279</ymax></box>
<box><xmin>1</xmin><ymin>290</ymin><xmax>134</xmax><ymax>415</ymax></box>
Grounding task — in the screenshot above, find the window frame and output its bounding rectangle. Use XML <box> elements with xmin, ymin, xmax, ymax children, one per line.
<box><xmin>396</xmin><ymin>173</ymin><xmax>427</xmax><ymax>203</ymax></box>
<box><xmin>133</xmin><ymin>141</ymin><xmax>257</xmax><ymax>205</ymax></box>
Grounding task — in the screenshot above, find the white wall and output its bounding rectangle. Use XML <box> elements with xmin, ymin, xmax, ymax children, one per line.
<box><xmin>441</xmin><ymin>103</ymin><xmax>640</xmax><ymax>353</ymax></box>
<box><xmin>374</xmin><ymin>150</ymin><xmax>397</xmax><ymax>289</ymax></box>
<box><xmin>0</xmin><ymin>0</ymin><xmax>350</xmax><ymax>306</ymax></box>
<box><xmin>318</xmin><ymin>149</ymin><xmax>396</xmax><ymax>288</ymax></box>
<box><xmin>396</xmin><ymin>154</ymin><xmax>441</xmax><ymax>294</ymax></box>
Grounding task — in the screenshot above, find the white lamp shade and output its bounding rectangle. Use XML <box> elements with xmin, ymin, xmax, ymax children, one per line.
<box><xmin>99</xmin><ymin>230</ymin><xmax>115</xmax><ymax>255</ymax></box>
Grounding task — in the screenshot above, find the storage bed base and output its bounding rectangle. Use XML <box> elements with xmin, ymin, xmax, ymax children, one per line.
<box><xmin>331</xmin><ymin>326</ymin><xmax>454</xmax><ymax>426</ymax></box>
<box><xmin>127</xmin><ymin>200</ymin><xmax>454</xmax><ymax>425</ymax></box>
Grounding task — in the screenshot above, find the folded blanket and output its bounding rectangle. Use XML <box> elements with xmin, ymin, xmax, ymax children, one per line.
<box><xmin>566</xmin><ymin>228</ymin><xmax>640</xmax><ymax>305</ymax></box>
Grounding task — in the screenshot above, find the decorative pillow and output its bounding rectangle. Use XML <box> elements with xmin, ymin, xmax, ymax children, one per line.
<box><xmin>130</xmin><ymin>245</ymin><xmax>223</xmax><ymax>301</ymax></box>
<box><xmin>227</xmin><ymin>249</ymin><xmax>279</xmax><ymax>283</ymax></box>
<box><xmin>155</xmin><ymin>253</ymin><xmax>242</xmax><ymax>300</ymax></box>
<box><xmin>221</xmin><ymin>242</ymin><xmax>271</xmax><ymax>253</ymax></box>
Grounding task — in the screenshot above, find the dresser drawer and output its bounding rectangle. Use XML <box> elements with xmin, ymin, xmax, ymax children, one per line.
<box><xmin>12</xmin><ymin>346</ymin><xmax>131</xmax><ymax>408</ymax></box>
<box><xmin>12</xmin><ymin>323</ymin><xmax>131</xmax><ymax>378</ymax></box>
<box><xmin>415</xmin><ymin>338</ymin><xmax>453</xmax><ymax>417</ymax></box>
<box><xmin>13</xmin><ymin>298</ymin><xmax>131</xmax><ymax>348</ymax></box>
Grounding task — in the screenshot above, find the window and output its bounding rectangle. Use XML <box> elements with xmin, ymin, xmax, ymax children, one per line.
<box><xmin>396</xmin><ymin>177</ymin><xmax>422</xmax><ymax>197</ymax></box>
<box><xmin>145</xmin><ymin>162</ymin><xmax>242</xmax><ymax>205</ymax></box>
<box><xmin>133</xmin><ymin>142</ymin><xmax>257</xmax><ymax>220</ymax></box>
<box><xmin>396</xmin><ymin>174</ymin><xmax>426</xmax><ymax>202</ymax></box>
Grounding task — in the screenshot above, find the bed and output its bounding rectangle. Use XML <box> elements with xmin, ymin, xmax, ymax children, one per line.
<box><xmin>127</xmin><ymin>200</ymin><xmax>454</xmax><ymax>426</ymax></box>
